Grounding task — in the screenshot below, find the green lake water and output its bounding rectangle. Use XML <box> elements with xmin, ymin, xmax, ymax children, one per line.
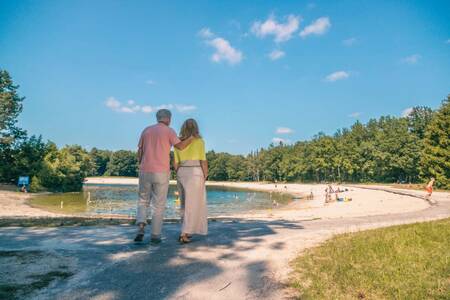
<box><xmin>30</xmin><ymin>184</ymin><xmax>292</xmax><ymax>218</ymax></box>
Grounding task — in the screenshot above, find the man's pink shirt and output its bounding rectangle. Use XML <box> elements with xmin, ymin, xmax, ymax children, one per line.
<box><xmin>138</xmin><ymin>123</ymin><xmax>181</xmax><ymax>173</ymax></box>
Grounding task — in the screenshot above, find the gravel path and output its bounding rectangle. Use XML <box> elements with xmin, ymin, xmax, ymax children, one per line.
<box><xmin>0</xmin><ymin>187</ymin><xmax>449</xmax><ymax>300</ymax></box>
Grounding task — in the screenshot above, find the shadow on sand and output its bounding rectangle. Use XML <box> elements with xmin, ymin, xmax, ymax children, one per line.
<box><xmin>0</xmin><ymin>219</ymin><xmax>304</xmax><ymax>299</ymax></box>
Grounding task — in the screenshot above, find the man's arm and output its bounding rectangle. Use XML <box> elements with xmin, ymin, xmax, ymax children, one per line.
<box><xmin>137</xmin><ymin>133</ymin><xmax>144</xmax><ymax>164</ymax></box>
<box><xmin>137</xmin><ymin>146</ymin><xmax>143</xmax><ymax>164</ymax></box>
<box><xmin>174</xmin><ymin>136</ymin><xmax>194</xmax><ymax>150</ymax></box>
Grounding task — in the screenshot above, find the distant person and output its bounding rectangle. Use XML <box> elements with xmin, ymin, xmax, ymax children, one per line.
<box><xmin>425</xmin><ymin>178</ymin><xmax>436</xmax><ymax>205</ymax></box>
<box><xmin>325</xmin><ymin>184</ymin><xmax>334</xmax><ymax>203</ymax></box>
<box><xmin>173</xmin><ymin>119</ymin><xmax>208</xmax><ymax>244</ymax></box>
<box><xmin>134</xmin><ymin>109</ymin><xmax>194</xmax><ymax>244</ymax></box>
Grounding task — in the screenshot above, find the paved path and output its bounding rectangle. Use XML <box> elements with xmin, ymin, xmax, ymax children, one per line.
<box><xmin>1</xmin><ymin>187</ymin><xmax>449</xmax><ymax>300</ymax></box>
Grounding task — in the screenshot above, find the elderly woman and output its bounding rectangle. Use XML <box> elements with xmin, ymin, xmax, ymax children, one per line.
<box><xmin>174</xmin><ymin>119</ymin><xmax>208</xmax><ymax>244</ymax></box>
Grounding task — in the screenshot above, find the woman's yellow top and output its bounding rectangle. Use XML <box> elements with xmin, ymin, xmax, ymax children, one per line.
<box><xmin>174</xmin><ymin>138</ymin><xmax>206</xmax><ymax>163</ymax></box>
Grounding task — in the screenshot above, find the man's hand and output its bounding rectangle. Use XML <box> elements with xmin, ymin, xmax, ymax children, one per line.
<box><xmin>174</xmin><ymin>136</ymin><xmax>194</xmax><ymax>150</ymax></box>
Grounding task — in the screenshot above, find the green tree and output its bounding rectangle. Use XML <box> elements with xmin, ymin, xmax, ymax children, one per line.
<box><xmin>406</xmin><ymin>106</ymin><xmax>434</xmax><ymax>139</ymax></box>
<box><xmin>38</xmin><ymin>144</ymin><xmax>95</xmax><ymax>192</ymax></box>
<box><xmin>0</xmin><ymin>69</ymin><xmax>25</xmax><ymax>142</ymax></box>
<box><xmin>420</xmin><ymin>96</ymin><xmax>450</xmax><ymax>188</ymax></box>
<box><xmin>0</xmin><ymin>70</ymin><xmax>27</xmax><ymax>182</ymax></box>
<box><xmin>90</xmin><ymin>148</ymin><xmax>112</xmax><ymax>176</ymax></box>
<box><xmin>105</xmin><ymin>150</ymin><xmax>138</xmax><ymax>177</ymax></box>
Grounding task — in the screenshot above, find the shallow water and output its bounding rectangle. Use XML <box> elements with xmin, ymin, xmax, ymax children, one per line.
<box><xmin>31</xmin><ymin>184</ymin><xmax>292</xmax><ymax>218</ymax></box>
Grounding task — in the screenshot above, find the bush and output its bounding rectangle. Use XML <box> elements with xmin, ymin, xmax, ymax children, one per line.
<box><xmin>29</xmin><ymin>176</ymin><xmax>46</xmax><ymax>193</ymax></box>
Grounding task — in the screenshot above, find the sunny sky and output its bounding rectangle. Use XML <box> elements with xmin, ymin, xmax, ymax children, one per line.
<box><xmin>1</xmin><ymin>0</ymin><xmax>449</xmax><ymax>154</ymax></box>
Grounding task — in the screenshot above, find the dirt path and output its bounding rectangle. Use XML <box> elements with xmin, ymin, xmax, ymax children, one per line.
<box><xmin>0</xmin><ymin>187</ymin><xmax>449</xmax><ymax>299</ymax></box>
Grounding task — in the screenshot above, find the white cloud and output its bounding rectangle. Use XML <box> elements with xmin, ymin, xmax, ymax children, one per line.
<box><xmin>325</xmin><ymin>71</ymin><xmax>349</xmax><ymax>82</ymax></box>
<box><xmin>300</xmin><ymin>17</ymin><xmax>331</xmax><ymax>38</ymax></box>
<box><xmin>198</xmin><ymin>27</ymin><xmax>243</xmax><ymax>65</ymax></box>
<box><xmin>342</xmin><ymin>37</ymin><xmax>357</xmax><ymax>46</ymax></box>
<box><xmin>198</xmin><ymin>27</ymin><xmax>214</xmax><ymax>39</ymax></box>
<box><xmin>105</xmin><ymin>97</ymin><xmax>196</xmax><ymax>114</ymax></box>
<box><xmin>175</xmin><ymin>104</ymin><xmax>197</xmax><ymax>113</ymax></box>
<box><xmin>276</xmin><ymin>127</ymin><xmax>293</xmax><ymax>134</ymax></box>
<box><xmin>269</xmin><ymin>49</ymin><xmax>285</xmax><ymax>60</ymax></box>
<box><xmin>146</xmin><ymin>80</ymin><xmax>156</xmax><ymax>85</ymax></box>
<box><xmin>208</xmin><ymin>37</ymin><xmax>243</xmax><ymax>65</ymax></box>
<box><xmin>251</xmin><ymin>15</ymin><xmax>300</xmax><ymax>43</ymax></box>
<box><xmin>272</xmin><ymin>137</ymin><xmax>291</xmax><ymax>144</ymax></box>
<box><xmin>401</xmin><ymin>107</ymin><xmax>414</xmax><ymax>117</ymax></box>
<box><xmin>446</xmin><ymin>39</ymin><xmax>450</xmax><ymax>44</ymax></box>
<box><xmin>401</xmin><ymin>54</ymin><xmax>421</xmax><ymax>65</ymax></box>
<box><xmin>141</xmin><ymin>106</ymin><xmax>153</xmax><ymax>113</ymax></box>
<box><xmin>105</xmin><ymin>97</ymin><xmax>121</xmax><ymax>110</ymax></box>
<box><xmin>348</xmin><ymin>112</ymin><xmax>361</xmax><ymax>118</ymax></box>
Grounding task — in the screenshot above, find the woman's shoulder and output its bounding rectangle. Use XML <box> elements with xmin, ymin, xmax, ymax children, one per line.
<box><xmin>193</xmin><ymin>137</ymin><xmax>205</xmax><ymax>145</ymax></box>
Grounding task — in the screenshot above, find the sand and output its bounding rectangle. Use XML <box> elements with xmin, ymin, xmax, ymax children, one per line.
<box><xmin>84</xmin><ymin>177</ymin><xmax>432</xmax><ymax>220</ymax></box>
<box><xmin>1</xmin><ymin>177</ymin><xmax>438</xmax><ymax>219</ymax></box>
<box><xmin>0</xmin><ymin>190</ymin><xmax>62</xmax><ymax>217</ymax></box>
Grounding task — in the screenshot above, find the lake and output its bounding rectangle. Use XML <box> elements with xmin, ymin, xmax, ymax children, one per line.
<box><xmin>30</xmin><ymin>184</ymin><xmax>292</xmax><ymax>218</ymax></box>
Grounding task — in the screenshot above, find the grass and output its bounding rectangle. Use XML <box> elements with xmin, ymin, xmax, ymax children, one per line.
<box><xmin>290</xmin><ymin>218</ymin><xmax>450</xmax><ymax>299</ymax></box>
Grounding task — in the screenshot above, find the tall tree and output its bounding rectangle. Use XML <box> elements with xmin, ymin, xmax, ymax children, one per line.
<box><xmin>105</xmin><ymin>150</ymin><xmax>138</xmax><ymax>177</ymax></box>
<box><xmin>0</xmin><ymin>70</ymin><xmax>25</xmax><ymax>141</ymax></box>
<box><xmin>90</xmin><ymin>148</ymin><xmax>112</xmax><ymax>176</ymax></box>
<box><xmin>406</xmin><ymin>106</ymin><xmax>434</xmax><ymax>139</ymax></box>
<box><xmin>0</xmin><ymin>70</ymin><xmax>27</xmax><ymax>182</ymax></box>
<box><xmin>420</xmin><ymin>96</ymin><xmax>450</xmax><ymax>188</ymax></box>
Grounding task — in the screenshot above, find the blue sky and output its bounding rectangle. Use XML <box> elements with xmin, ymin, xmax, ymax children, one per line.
<box><xmin>1</xmin><ymin>0</ymin><xmax>449</xmax><ymax>154</ymax></box>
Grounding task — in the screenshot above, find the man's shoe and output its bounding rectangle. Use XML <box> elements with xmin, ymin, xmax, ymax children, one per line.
<box><xmin>134</xmin><ymin>233</ymin><xmax>144</xmax><ymax>243</ymax></box>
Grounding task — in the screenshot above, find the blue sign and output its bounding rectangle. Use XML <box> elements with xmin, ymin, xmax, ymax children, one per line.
<box><xmin>18</xmin><ymin>176</ymin><xmax>30</xmax><ymax>186</ymax></box>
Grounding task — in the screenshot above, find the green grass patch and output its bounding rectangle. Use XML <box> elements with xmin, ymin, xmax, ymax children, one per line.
<box><xmin>290</xmin><ymin>218</ymin><xmax>450</xmax><ymax>299</ymax></box>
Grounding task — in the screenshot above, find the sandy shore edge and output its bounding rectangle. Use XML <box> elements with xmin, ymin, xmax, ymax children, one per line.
<box><xmin>1</xmin><ymin>177</ymin><xmax>443</xmax><ymax>224</ymax></box>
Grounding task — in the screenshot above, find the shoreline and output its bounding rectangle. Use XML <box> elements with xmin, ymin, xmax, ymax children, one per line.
<box><xmin>1</xmin><ymin>177</ymin><xmax>443</xmax><ymax>223</ymax></box>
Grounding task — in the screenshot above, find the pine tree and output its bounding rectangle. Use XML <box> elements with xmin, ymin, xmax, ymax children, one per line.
<box><xmin>420</xmin><ymin>95</ymin><xmax>450</xmax><ymax>188</ymax></box>
<box><xmin>0</xmin><ymin>70</ymin><xmax>25</xmax><ymax>142</ymax></box>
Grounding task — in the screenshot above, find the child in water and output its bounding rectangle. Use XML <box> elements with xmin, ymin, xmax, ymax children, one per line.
<box><xmin>425</xmin><ymin>178</ymin><xmax>436</xmax><ymax>205</ymax></box>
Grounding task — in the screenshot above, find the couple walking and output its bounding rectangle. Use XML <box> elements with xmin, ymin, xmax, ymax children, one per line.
<box><xmin>134</xmin><ymin>109</ymin><xmax>208</xmax><ymax>244</ymax></box>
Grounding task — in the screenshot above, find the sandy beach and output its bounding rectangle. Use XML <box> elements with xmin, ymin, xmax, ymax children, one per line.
<box><xmin>1</xmin><ymin>179</ymin><xmax>449</xmax><ymax>299</ymax></box>
<box><xmin>0</xmin><ymin>189</ymin><xmax>62</xmax><ymax>217</ymax></box>
<box><xmin>7</xmin><ymin>177</ymin><xmax>429</xmax><ymax>220</ymax></box>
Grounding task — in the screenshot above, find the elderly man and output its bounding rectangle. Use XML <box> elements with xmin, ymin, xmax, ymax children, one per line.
<box><xmin>134</xmin><ymin>109</ymin><xmax>193</xmax><ymax>243</ymax></box>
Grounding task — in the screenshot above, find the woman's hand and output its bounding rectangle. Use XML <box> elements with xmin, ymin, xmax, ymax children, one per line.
<box><xmin>200</xmin><ymin>160</ymin><xmax>208</xmax><ymax>182</ymax></box>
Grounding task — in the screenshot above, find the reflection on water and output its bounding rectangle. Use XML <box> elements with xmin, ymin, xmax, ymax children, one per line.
<box><xmin>31</xmin><ymin>184</ymin><xmax>292</xmax><ymax>217</ymax></box>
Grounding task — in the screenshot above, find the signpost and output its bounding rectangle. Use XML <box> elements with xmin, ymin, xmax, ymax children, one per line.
<box><xmin>18</xmin><ymin>176</ymin><xmax>30</xmax><ymax>186</ymax></box>
<box><xmin>18</xmin><ymin>176</ymin><xmax>30</xmax><ymax>192</ymax></box>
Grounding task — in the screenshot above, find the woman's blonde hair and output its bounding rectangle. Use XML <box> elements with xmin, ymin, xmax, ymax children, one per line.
<box><xmin>179</xmin><ymin>118</ymin><xmax>201</xmax><ymax>141</ymax></box>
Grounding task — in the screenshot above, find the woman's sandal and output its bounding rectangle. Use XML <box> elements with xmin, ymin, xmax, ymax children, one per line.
<box><xmin>178</xmin><ymin>235</ymin><xmax>191</xmax><ymax>244</ymax></box>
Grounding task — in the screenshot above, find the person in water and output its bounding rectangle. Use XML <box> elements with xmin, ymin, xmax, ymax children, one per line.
<box><xmin>134</xmin><ymin>109</ymin><xmax>194</xmax><ymax>244</ymax></box>
<box><xmin>173</xmin><ymin>119</ymin><xmax>208</xmax><ymax>244</ymax></box>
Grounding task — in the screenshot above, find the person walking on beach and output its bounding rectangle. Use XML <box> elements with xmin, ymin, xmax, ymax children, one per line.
<box><xmin>173</xmin><ymin>119</ymin><xmax>208</xmax><ymax>244</ymax></box>
<box><xmin>134</xmin><ymin>109</ymin><xmax>194</xmax><ymax>243</ymax></box>
<box><xmin>425</xmin><ymin>177</ymin><xmax>436</xmax><ymax>205</ymax></box>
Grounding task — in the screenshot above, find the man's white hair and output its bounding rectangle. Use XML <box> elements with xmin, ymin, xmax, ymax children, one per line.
<box><xmin>156</xmin><ymin>109</ymin><xmax>172</xmax><ymax>121</ymax></box>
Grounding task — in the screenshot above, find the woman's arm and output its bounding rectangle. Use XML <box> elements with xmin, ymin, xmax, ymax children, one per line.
<box><xmin>200</xmin><ymin>160</ymin><xmax>208</xmax><ymax>181</ymax></box>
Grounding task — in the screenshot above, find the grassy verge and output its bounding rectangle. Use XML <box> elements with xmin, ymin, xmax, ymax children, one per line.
<box><xmin>290</xmin><ymin>218</ymin><xmax>450</xmax><ymax>299</ymax></box>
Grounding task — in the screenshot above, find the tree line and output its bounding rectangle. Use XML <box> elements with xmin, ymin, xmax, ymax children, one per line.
<box><xmin>1</xmin><ymin>69</ymin><xmax>449</xmax><ymax>191</ymax></box>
